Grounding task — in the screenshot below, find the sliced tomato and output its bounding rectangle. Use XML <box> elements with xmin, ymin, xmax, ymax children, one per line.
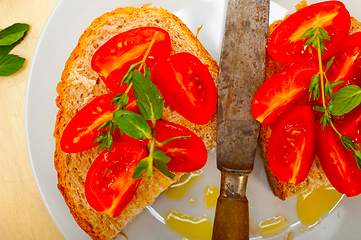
<box><xmin>118</xmin><ymin>120</ymin><xmax>207</xmax><ymax>172</ymax></box>
<box><xmin>267</xmin><ymin>105</ymin><xmax>316</xmax><ymax>184</ymax></box>
<box><xmin>325</xmin><ymin>32</ymin><xmax>361</xmax><ymax>93</ymax></box>
<box><xmin>316</xmin><ymin>123</ymin><xmax>361</xmax><ymax>197</ymax></box>
<box><xmin>252</xmin><ymin>62</ymin><xmax>319</xmax><ymax>126</ymax></box>
<box><xmin>155</xmin><ymin>121</ymin><xmax>208</xmax><ymax>172</ymax></box>
<box><xmin>85</xmin><ymin>142</ymin><xmax>148</xmax><ymax>217</ymax></box>
<box><xmin>60</xmin><ymin>93</ymin><xmax>137</xmax><ymax>153</ymax></box>
<box><xmin>153</xmin><ymin>52</ymin><xmax>217</xmax><ymax>125</ymax></box>
<box><xmin>335</xmin><ymin>104</ymin><xmax>361</xmax><ymax>143</ymax></box>
<box><xmin>268</xmin><ymin>1</ymin><xmax>350</xmax><ymax>66</ymax></box>
<box><xmin>91</xmin><ymin>27</ymin><xmax>171</xmax><ymax>93</ymax></box>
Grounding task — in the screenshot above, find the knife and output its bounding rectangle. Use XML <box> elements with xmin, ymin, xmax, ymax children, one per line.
<box><xmin>212</xmin><ymin>0</ymin><xmax>270</xmax><ymax>239</ymax></box>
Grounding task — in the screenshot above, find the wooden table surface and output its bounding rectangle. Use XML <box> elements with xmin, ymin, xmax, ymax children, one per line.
<box><xmin>1</xmin><ymin>0</ymin><xmax>64</xmax><ymax>239</ymax></box>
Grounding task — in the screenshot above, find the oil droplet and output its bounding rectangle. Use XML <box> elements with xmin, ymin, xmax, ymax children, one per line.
<box><xmin>297</xmin><ymin>184</ymin><xmax>343</xmax><ymax>226</ymax></box>
<box><xmin>189</xmin><ymin>197</ymin><xmax>197</xmax><ymax>207</ymax></box>
<box><xmin>163</xmin><ymin>170</ymin><xmax>203</xmax><ymax>200</ymax></box>
<box><xmin>204</xmin><ymin>184</ymin><xmax>220</xmax><ymax>208</ymax></box>
<box><xmin>165</xmin><ymin>210</ymin><xmax>212</xmax><ymax>240</ymax></box>
<box><xmin>285</xmin><ymin>231</ymin><xmax>294</xmax><ymax>240</ymax></box>
<box><xmin>258</xmin><ymin>216</ymin><xmax>289</xmax><ymax>238</ymax></box>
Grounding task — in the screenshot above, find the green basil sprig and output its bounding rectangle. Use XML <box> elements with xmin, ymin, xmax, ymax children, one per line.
<box><xmin>302</xmin><ymin>19</ymin><xmax>361</xmax><ymax>170</ymax></box>
<box><xmin>0</xmin><ymin>23</ymin><xmax>29</xmax><ymax>76</ymax></box>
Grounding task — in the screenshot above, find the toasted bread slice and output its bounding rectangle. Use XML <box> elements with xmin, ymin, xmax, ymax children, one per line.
<box><xmin>53</xmin><ymin>5</ymin><xmax>218</xmax><ymax>240</ymax></box>
<box><xmin>259</xmin><ymin>1</ymin><xmax>361</xmax><ymax>201</ymax></box>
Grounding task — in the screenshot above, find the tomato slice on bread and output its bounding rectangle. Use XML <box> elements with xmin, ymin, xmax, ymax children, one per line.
<box><xmin>118</xmin><ymin>120</ymin><xmax>208</xmax><ymax>172</ymax></box>
<box><xmin>336</xmin><ymin>104</ymin><xmax>361</xmax><ymax>143</ymax></box>
<box><xmin>325</xmin><ymin>32</ymin><xmax>361</xmax><ymax>93</ymax></box>
<box><xmin>268</xmin><ymin>1</ymin><xmax>350</xmax><ymax>66</ymax></box>
<box><xmin>155</xmin><ymin>121</ymin><xmax>208</xmax><ymax>172</ymax></box>
<box><xmin>252</xmin><ymin>62</ymin><xmax>319</xmax><ymax>126</ymax></box>
<box><xmin>316</xmin><ymin>123</ymin><xmax>361</xmax><ymax>197</ymax></box>
<box><xmin>267</xmin><ymin>105</ymin><xmax>316</xmax><ymax>184</ymax></box>
<box><xmin>153</xmin><ymin>52</ymin><xmax>217</xmax><ymax>125</ymax></box>
<box><xmin>85</xmin><ymin>142</ymin><xmax>148</xmax><ymax>217</ymax></box>
<box><xmin>60</xmin><ymin>93</ymin><xmax>137</xmax><ymax>153</ymax></box>
<box><xmin>91</xmin><ymin>27</ymin><xmax>171</xmax><ymax>93</ymax></box>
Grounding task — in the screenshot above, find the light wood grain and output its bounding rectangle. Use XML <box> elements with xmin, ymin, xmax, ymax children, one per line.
<box><xmin>0</xmin><ymin>0</ymin><xmax>64</xmax><ymax>239</ymax></box>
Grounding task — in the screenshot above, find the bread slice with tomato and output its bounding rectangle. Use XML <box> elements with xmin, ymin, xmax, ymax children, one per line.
<box><xmin>53</xmin><ymin>5</ymin><xmax>218</xmax><ymax>240</ymax></box>
<box><xmin>257</xmin><ymin>1</ymin><xmax>361</xmax><ymax>200</ymax></box>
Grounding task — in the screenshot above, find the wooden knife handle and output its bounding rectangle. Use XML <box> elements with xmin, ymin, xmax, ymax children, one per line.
<box><xmin>212</xmin><ymin>195</ymin><xmax>249</xmax><ymax>240</ymax></box>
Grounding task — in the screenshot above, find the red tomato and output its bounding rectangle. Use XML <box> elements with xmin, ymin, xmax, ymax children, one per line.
<box><xmin>268</xmin><ymin>1</ymin><xmax>350</xmax><ymax>66</ymax></box>
<box><xmin>335</xmin><ymin>104</ymin><xmax>361</xmax><ymax>143</ymax></box>
<box><xmin>153</xmin><ymin>52</ymin><xmax>217</xmax><ymax>125</ymax></box>
<box><xmin>267</xmin><ymin>105</ymin><xmax>316</xmax><ymax>184</ymax></box>
<box><xmin>118</xmin><ymin>120</ymin><xmax>207</xmax><ymax>172</ymax></box>
<box><xmin>252</xmin><ymin>62</ymin><xmax>319</xmax><ymax>126</ymax></box>
<box><xmin>91</xmin><ymin>27</ymin><xmax>171</xmax><ymax>93</ymax></box>
<box><xmin>325</xmin><ymin>32</ymin><xmax>361</xmax><ymax>93</ymax></box>
<box><xmin>316</xmin><ymin>123</ymin><xmax>361</xmax><ymax>197</ymax></box>
<box><xmin>60</xmin><ymin>93</ymin><xmax>137</xmax><ymax>153</ymax></box>
<box><xmin>155</xmin><ymin>121</ymin><xmax>208</xmax><ymax>172</ymax></box>
<box><xmin>85</xmin><ymin>142</ymin><xmax>148</xmax><ymax>217</ymax></box>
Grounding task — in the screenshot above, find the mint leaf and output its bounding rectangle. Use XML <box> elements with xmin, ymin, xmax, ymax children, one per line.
<box><xmin>340</xmin><ymin>135</ymin><xmax>356</xmax><ymax>151</ymax></box>
<box><xmin>111</xmin><ymin>93</ymin><xmax>129</xmax><ymax>109</ymax></box>
<box><xmin>313</xmin><ymin>105</ymin><xmax>326</xmax><ymax>113</ymax></box>
<box><xmin>300</xmin><ymin>27</ymin><xmax>316</xmax><ymax>39</ymax></box>
<box><xmin>121</xmin><ymin>62</ymin><xmax>141</xmax><ymax>86</ymax></box>
<box><xmin>152</xmin><ymin>148</ymin><xmax>175</xmax><ymax>178</ymax></box>
<box><xmin>325</xmin><ymin>57</ymin><xmax>335</xmax><ymax>72</ymax></box>
<box><xmin>153</xmin><ymin>147</ymin><xmax>171</xmax><ymax>163</ymax></box>
<box><xmin>157</xmin><ymin>134</ymin><xmax>192</xmax><ymax>146</ymax></box>
<box><xmin>0</xmin><ymin>23</ymin><xmax>29</xmax><ymax>46</ymax></box>
<box><xmin>319</xmin><ymin>27</ymin><xmax>330</xmax><ymax>41</ymax></box>
<box><xmin>328</xmin><ymin>85</ymin><xmax>361</xmax><ymax>116</ymax></box>
<box><xmin>0</xmin><ymin>54</ymin><xmax>25</xmax><ymax>76</ymax></box>
<box><xmin>153</xmin><ymin>156</ymin><xmax>175</xmax><ymax>179</ymax></box>
<box><xmin>309</xmin><ymin>73</ymin><xmax>320</xmax><ymax>100</ymax></box>
<box><xmin>132</xmin><ymin>158</ymin><xmax>149</xmax><ymax>179</ymax></box>
<box><xmin>93</xmin><ymin>131</ymin><xmax>113</xmax><ymax>151</ymax></box>
<box><xmin>353</xmin><ymin>150</ymin><xmax>361</xmax><ymax>171</ymax></box>
<box><xmin>132</xmin><ymin>69</ymin><xmax>163</xmax><ymax>121</ymax></box>
<box><xmin>113</xmin><ymin>110</ymin><xmax>151</xmax><ymax>139</ymax></box>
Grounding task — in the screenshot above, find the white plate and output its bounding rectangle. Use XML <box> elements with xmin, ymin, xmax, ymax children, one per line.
<box><xmin>25</xmin><ymin>0</ymin><xmax>361</xmax><ymax>239</ymax></box>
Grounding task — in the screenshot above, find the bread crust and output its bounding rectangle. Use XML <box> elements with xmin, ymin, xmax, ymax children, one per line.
<box><xmin>53</xmin><ymin>5</ymin><xmax>218</xmax><ymax>240</ymax></box>
<box><xmin>259</xmin><ymin>2</ymin><xmax>361</xmax><ymax>200</ymax></box>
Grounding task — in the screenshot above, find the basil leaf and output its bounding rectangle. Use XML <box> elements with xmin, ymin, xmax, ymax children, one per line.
<box><xmin>132</xmin><ymin>70</ymin><xmax>163</xmax><ymax>121</ymax></box>
<box><xmin>328</xmin><ymin>85</ymin><xmax>361</xmax><ymax>116</ymax></box>
<box><xmin>0</xmin><ymin>54</ymin><xmax>25</xmax><ymax>76</ymax></box>
<box><xmin>153</xmin><ymin>158</ymin><xmax>175</xmax><ymax>179</ymax></box>
<box><xmin>133</xmin><ymin>158</ymin><xmax>149</xmax><ymax>179</ymax></box>
<box><xmin>113</xmin><ymin>110</ymin><xmax>151</xmax><ymax>139</ymax></box>
<box><xmin>0</xmin><ymin>23</ymin><xmax>29</xmax><ymax>46</ymax></box>
<box><xmin>153</xmin><ymin>147</ymin><xmax>171</xmax><ymax>163</ymax></box>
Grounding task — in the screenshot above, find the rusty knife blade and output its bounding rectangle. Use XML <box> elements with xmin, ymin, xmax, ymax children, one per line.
<box><xmin>213</xmin><ymin>0</ymin><xmax>270</xmax><ymax>239</ymax></box>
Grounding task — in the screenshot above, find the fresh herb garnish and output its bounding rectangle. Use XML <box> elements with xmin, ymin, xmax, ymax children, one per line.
<box><xmin>0</xmin><ymin>23</ymin><xmax>29</xmax><ymax>76</ymax></box>
<box><xmin>303</xmin><ymin>15</ymin><xmax>361</xmax><ymax>169</ymax></box>
<box><xmin>94</xmin><ymin>33</ymin><xmax>190</xmax><ymax>179</ymax></box>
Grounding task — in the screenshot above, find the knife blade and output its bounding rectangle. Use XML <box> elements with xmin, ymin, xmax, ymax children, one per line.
<box><xmin>212</xmin><ymin>0</ymin><xmax>270</xmax><ymax>239</ymax></box>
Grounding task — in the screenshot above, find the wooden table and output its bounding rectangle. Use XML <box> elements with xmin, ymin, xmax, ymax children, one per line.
<box><xmin>1</xmin><ymin>0</ymin><xmax>64</xmax><ymax>239</ymax></box>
